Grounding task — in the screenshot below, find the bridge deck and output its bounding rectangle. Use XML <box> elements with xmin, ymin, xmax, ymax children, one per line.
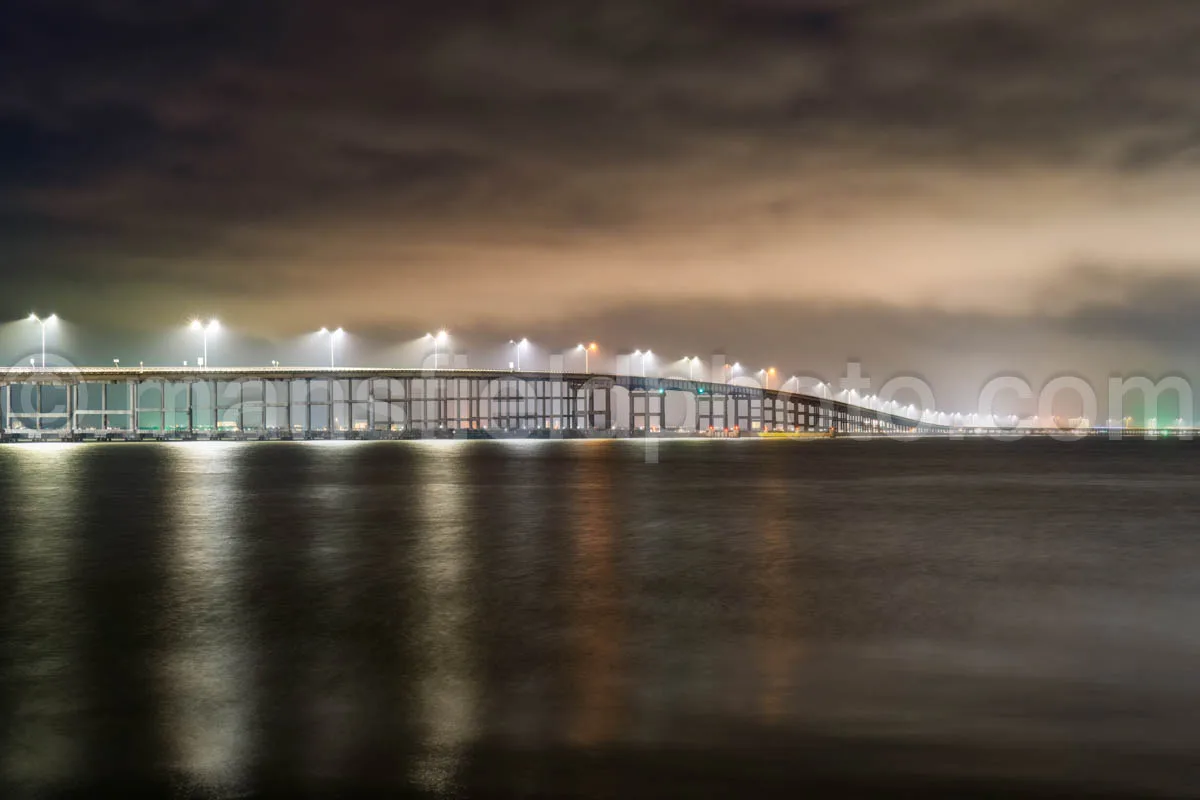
<box><xmin>0</xmin><ymin>367</ymin><xmax>944</xmax><ymax>436</ymax></box>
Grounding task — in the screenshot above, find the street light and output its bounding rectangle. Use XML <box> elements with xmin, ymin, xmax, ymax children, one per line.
<box><xmin>425</xmin><ymin>330</ymin><xmax>449</xmax><ymax>369</ymax></box>
<box><xmin>577</xmin><ymin>342</ymin><xmax>597</xmax><ymax>372</ymax></box>
<box><xmin>509</xmin><ymin>338</ymin><xmax>528</xmax><ymax>370</ymax></box>
<box><xmin>189</xmin><ymin>319</ymin><xmax>219</xmax><ymax>368</ymax></box>
<box><xmin>632</xmin><ymin>349</ymin><xmax>651</xmax><ymax>377</ymax></box>
<box><xmin>686</xmin><ymin>356</ymin><xmax>700</xmax><ymax>381</ymax></box>
<box><xmin>318</xmin><ymin>327</ymin><xmax>344</xmax><ymax>368</ymax></box>
<box><xmin>28</xmin><ymin>313</ymin><xmax>57</xmax><ymax>369</ymax></box>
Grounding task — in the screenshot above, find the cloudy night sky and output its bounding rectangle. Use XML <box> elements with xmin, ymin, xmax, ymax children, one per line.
<box><xmin>5</xmin><ymin>0</ymin><xmax>1200</xmax><ymax>409</ymax></box>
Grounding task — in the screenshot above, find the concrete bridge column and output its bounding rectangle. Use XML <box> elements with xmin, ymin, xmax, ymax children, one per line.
<box><xmin>66</xmin><ymin>382</ymin><xmax>75</xmax><ymax>439</ymax></box>
<box><xmin>367</xmin><ymin>379</ymin><xmax>376</xmax><ymax>433</ymax></box>
<box><xmin>383</xmin><ymin>379</ymin><xmax>393</xmax><ymax>432</ymax></box>
<box><xmin>129</xmin><ymin>381</ymin><xmax>138</xmax><ymax>435</ymax></box>
<box><xmin>2</xmin><ymin>384</ymin><xmax>9</xmax><ymax>439</ymax></box>
<box><xmin>477</xmin><ymin>378</ymin><xmax>486</xmax><ymax>430</ymax></box>
<box><xmin>304</xmin><ymin>378</ymin><xmax>312</xmax><ymax>435</ymax></box>
<box><xmin>211</xmin><ymin>380</ymin><xmax>219</xmax><ymax>434</ymax></box>
<box><xmin>284</xmin><ymin>380</ymin><xmax>292</xmax><ymax>435</ymax></box>
<box><xmin>403</xmin><ymin>378</ymin><xmax>413</xmax><ymax>432</ymax></box>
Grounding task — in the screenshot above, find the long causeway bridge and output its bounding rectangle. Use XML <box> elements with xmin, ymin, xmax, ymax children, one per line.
<box><xmin>0</xmin><ymin>367</ymin><xmax>946</xmax><ymax>440</ymax></box>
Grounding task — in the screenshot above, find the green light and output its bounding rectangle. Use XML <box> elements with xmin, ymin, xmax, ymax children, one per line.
<box><xmin>659</xmin><ymin>389</ymin><xmax>665</xmax><ymax>395</ymax></box>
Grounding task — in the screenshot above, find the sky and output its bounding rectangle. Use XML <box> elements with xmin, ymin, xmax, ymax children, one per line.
<box><xmin>5</xmin><ymin>0</ymin><xmax>1200</xmax><ymax>411</ymax></box>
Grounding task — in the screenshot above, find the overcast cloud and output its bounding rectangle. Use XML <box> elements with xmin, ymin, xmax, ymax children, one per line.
<box><xmin>5</xmin><ymin>0</ymin><xmax>1200</xmax><ymax>400</ymax></box>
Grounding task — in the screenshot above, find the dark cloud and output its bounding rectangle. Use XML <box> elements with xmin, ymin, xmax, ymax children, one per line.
<box><xmin>5</xmin><ymin>0</ymin><xmax>1200</xmax><ymax>392</ymax></box>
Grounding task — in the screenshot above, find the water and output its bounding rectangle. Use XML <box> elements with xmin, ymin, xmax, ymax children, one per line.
<box><xmin>2</xmin><ymin>438</ymin><xmax>1200</xmax><ymax>798</ymax></box>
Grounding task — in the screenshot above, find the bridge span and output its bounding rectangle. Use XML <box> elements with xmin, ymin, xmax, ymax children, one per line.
<box><xmin>0</xmin><ymin>367</ymin><xmax>945</xmax><ymax>440</ymax></box>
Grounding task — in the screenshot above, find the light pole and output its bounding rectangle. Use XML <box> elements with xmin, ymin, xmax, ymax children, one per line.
<box><xmin>633</xmin><ymin>349</ymin><xmax>651</xmax><ymax>377</ymax></box>
<box><xmin>189</xmin><ymin>319</ymin><xmax>219</xmax><ymax>368</ymax></box>
<box><xmin>686</xmin><ymin>356</ymin><xmax>699</xmax><ymax>381</ymax></box>
<box><xmin>28</xmin><ymin>313</ymin><xmax>56</xmax><ymax>369</ymax></box>
<box><xmin>577</xmin><ymin>342</ymin><xmax>597</xmax><ymax>372</ymax></box>
<box><xmin>509</xmin><ymin>338</ymin><xmax>527</xmax><ymax>370</ymax></box>
<box><xmin>426</xmin><ymin>330</ymin><xmax>449</xmax><ymax>369</ymax></box>
<box><xmin>319</xmin><ymin>327</ymin><xmax>344</xmax><ymax>367</ymax></box>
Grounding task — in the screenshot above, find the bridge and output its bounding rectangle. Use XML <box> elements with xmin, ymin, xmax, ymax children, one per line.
<box><xmin>0</xmin><ymin>366</ymin><xmax>947</xmax><ymax>441</ymax></box>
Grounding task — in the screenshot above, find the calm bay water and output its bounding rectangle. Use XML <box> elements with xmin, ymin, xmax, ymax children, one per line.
<box><xmin>3</xmin><ymin>439</ymin><xmax>1200</xmax><ymax>798</ymax></box>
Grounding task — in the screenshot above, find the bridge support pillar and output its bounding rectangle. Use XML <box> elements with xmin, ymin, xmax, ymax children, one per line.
<box><xmin>284</xmin><ymin>380</ymin><xmax>292</xmax><ymax>436</ymax></box>
<box><xmin>129</xmin><ymin>381</ymin><xmax>138</xmax><ymax>436</ymax></box>
<box><xmin>303</xmin><ymin>379</ymin><xmax>312</xmax><ymax>435</ymax></box>
<box><xmin>67</xmin><ymin>382</ymin><xmax>75</xmax><ymax>439</ymax></box>
<box><xmin>367</xmin><ymin>379</ymin><xmax>376</xmax><ymax>434</ymax></box>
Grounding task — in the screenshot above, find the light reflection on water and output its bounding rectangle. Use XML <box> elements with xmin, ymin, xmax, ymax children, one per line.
<box><xmin>159</xmin><ymin>443</ymin><xmax>252</xmax><ymax>796</ymax></box>
<box><xmin>1</xmin><ymin>445</ymin><xmax>84</xmax><ymax>788</ymax></box>
<box><xmin>2</xmin><ymin>439</ymin><xmax>1200</xmax><ymax>796</ymax></box>
<box><xmin>410</xmin><ymin>447</ymin><xmax>479</xmax><ymax>795</ymax></box>
<box><xmin>568</xmin><ymin>457</ymin><xmax>623</xmax><ymax>748</ymax></box>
